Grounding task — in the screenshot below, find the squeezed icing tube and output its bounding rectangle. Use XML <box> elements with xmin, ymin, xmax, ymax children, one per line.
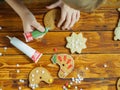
<box><xmin>6</xmin><ymin>36</ymin><xmax>42</xmax><ymax>63</ymax></box>
<box><xmin>23</xmin><ymin>28</ymin><xmax>49</xmax><ymax>42</ymax></box>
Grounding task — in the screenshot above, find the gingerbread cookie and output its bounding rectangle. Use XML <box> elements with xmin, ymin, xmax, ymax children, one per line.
<box><xmin>29</xmin><ymin>67</ymin><xmax>54</xmax><ymax>89</ymax></box>
<box><xmin>66</xmin><ymin>32</ymin><xmax>87</xmax><ymax>54</ymax></box>
<box><xmin>51</xmin><ymin>54</ymin><xmax>74</xmax><ymax>78</ymax></box>
<box><xmin>44</xmin><ymin>9</ymin><xmax>60</xmax><ymax>30</ymax></box>
<box><xmin>117</xmin><ymin>78</ymin><xmax>120</xmax><ymax>90</ymax></box>
<box><xmin>114</xmin><ymin>8</ymin><xmax>120</xmax><ymax>41</ymax></box>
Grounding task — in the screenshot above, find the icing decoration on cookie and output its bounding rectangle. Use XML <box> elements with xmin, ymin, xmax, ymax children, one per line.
<box><xmin>29</xmin><ymin>67</ymin><xmax>54</xmax><ymax>89</ymax></box>
<box><xmin>51</xmin><ymin>54</ymin><xmax>74</xmax><ymax>78</ymax></box>
<box><xmin>117</xmin><ymin>78</ymin><xmax>120</xmax><ymax>90</ymax></box>
<box><xmin>66</xmin><ymin>32</ymin><xmax>87</xmax><ymax>54</ymax></box>
<box><xmin>114</xmin><ymin>8</ymin><xmax>120</xmax><ymax>41</ymax></box>
<box><xmin>44</xmin><ymin>9</ymin><xmax>60</xmax><ymax>30</ymax></box>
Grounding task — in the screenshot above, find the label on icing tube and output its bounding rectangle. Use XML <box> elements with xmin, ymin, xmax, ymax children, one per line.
<box><xmin>6</xmin><ymin>36</ymin><xmax>42</xmax><ymax>63</ymax></box>
<box><xmin>23</xmin><ymin>28</ymin><xmax>49</xmax><ymax>42</ymax></box>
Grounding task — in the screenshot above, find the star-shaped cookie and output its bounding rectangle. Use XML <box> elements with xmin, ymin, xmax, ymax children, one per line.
<box><xmin>66</xmin><ymin>32</ymin><xmax>87</xmax><ymax>54</ymax></box>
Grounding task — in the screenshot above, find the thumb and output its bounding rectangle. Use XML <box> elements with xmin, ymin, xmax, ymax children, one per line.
<box><xmin>23</xmin><ymin>24</ymin><xmax>33</xmax><ymax>33</ymax></box>
<box><xmin>32</xmin><ymin>22</ymin><xmax>45</xmax><ymax>32</ymax></box>
<box><xmin>46</xmin><ymin>1</ymin><xmax>61</xmax><ymax>9</ymax></box>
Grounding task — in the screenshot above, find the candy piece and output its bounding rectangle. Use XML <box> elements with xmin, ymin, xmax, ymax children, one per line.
<box><xmin>51</xmin><ymin>54</ymin><xmax>74</xmax><ymax>78</ymax></box>
<box><xmin>117</xmin><ymin>78</ymin><xmax>120</xmax><ymax>90</ymax></box>
<box><xmin>44</xmin><ymin>9</ymin><xmax>60</xmax><ymax>30</ymax></box>
<box><xmin>66</xmin><ymin>32</ymin><xmax>87</xmax><ymax>54</ymax></box>
<box><xmin>29</xmin><ymin>67</ymin><xmax>54</xmax><ymax>89</ymax></box>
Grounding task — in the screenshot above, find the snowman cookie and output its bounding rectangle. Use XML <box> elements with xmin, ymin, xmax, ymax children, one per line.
<box><xmin>114</xmin><ymin>8</ymin><xmax>120</xmax><ymax>40</ymax></box>
<box><xmin>51</xmin><ymin>54</ymin><xmax>74</xmax><ymax>78</ymax></box>
<box><xmin>117</xmin><ymin>78</ymin><xmax>120</xmax><ymax>90</ymax></box>
<box><xmin>29</xmin><ymin>67</ymin><xmax>54</xmax><ymax>89</ymax></box>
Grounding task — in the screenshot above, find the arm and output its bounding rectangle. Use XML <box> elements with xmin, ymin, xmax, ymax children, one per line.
<box><xmin>46</xmin><ymin>0</ymin><xmax>80</xmax><ymax>30</ymax></box>
<box><xmin>5</xmin><ymin>0</ymin><xmax>31</xmax><ymax>20</ymax></box>
<box><xmin>5</xmin><ymin>0</ymin><xmax>45</xmax><ymax>33</ymax></box>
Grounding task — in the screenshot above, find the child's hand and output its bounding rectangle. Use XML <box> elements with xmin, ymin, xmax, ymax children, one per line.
<box><xmin>46</xmin><ymin>0</ymin><xmax>80</xmax><ymax>30</ymax></box>
<box><xmin>21</xmin><ymin>12</ymin><xmax>45</xmax><ymax>33</ymax></box>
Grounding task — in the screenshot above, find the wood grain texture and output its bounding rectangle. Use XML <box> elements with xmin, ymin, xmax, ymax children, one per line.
<box><xmin>0</xmin><ymin>0</ymin><xmax>120</xmax><ymax>90</ymax></box>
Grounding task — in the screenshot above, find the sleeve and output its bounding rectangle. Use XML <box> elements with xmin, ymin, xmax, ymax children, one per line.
<box><xmin>62</xmin><ymin>0</ymin><xmax>107</xmax><ymax>12</ymax></box>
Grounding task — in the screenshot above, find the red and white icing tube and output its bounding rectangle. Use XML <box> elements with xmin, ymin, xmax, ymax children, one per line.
<box><xmin>6</xmin><ymin>36</ymin><xmax>42</xmax><ymax>63</ymax></box>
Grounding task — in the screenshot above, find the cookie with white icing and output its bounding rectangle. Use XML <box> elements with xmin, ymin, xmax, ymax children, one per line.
<box><xmin>114</xmin><ymin>8</ymin><xmax>120</xmax><ymax>41</ymax></box>
<box><xmin>117</xmin><ymin>78</ymin><xmax>120</xmax><ymax>90</ymax></box>
<box><xmin>29</xmin><ymin>67</ymin><xmax>54</xmax><ymax>89</ymax></box>
<box><xmin>66</xmin><ymin>32</ymin><xmax>87</xmax><ymax>54</ymax></box>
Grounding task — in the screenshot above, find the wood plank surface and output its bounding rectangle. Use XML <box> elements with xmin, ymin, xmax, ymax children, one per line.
<box><xmin>0</xmin><ymin>0</ymin><xmax>120</xmax><ymax>90</ymax></box>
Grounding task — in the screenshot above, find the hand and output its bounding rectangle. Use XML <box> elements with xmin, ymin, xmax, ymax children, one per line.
<box><xmin>46</xmin><ymin>0</ymin><xmax>80</xmax><ymax>30</ymax></box>
<box><xmin>21</xmin><ymin>12</ymin><xmax>45</xmax><ymax>33</ymax></box>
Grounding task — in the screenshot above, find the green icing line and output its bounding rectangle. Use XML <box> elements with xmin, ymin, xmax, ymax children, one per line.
<box><xmin>52</xmin><ymin>54</ymin><xmax>57</xmax><ymax>64</ymax></box>
<box><xmin>32</xmin><ymin>28</ymin><xmax>49</xmax><ymax>38</ymax></box>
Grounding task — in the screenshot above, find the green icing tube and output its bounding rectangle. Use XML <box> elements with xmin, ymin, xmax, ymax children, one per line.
<box><xmin>32</xmin><ymin>28</ymin><xmax>49</xmax><ymax>39</ymax></box>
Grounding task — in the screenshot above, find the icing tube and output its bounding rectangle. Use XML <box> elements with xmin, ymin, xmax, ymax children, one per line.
<box><xmin>6</xmin><ymin>36</ymin><xmax>42</xmax><ymax>63</ymax></box>
<box><xmin>23</xmin><ymin>28</ymin><xmax>49</xmax><ymax>42</ymax></box>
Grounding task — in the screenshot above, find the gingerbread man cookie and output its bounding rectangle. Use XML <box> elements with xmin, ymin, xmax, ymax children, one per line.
<box><xmin>117</xmin><ymin>78</ymin><xmax>120</xmax><ymax>90</ymax></box>
<box><xmin>29</xmin><ymin>67</ymin><xmax>54</xmax><ymax>89</ymax></box>
<box><xmin>51</xmin><ymin>54</ymin><xmax>74</xmax><ymax>78</ymax></box>
<box><xmin>114</xmin><ymin>8</ymin><xmax>120</xmax><ymax>41</ymax></box>
<box><xmin>66</xmin><ymin>32</ymin><xmax>87</xmax><ymax>54</ymax></box>
<box><xmin>44</xmin><ymin>9</ymin><xmax>60</xmax><ymax>30</ymax></box>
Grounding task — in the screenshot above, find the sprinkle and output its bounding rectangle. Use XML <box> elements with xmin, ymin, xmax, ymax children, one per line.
<box><xmin>104</xmin><ymin>64</ymin><xmax>107</xmax><ymax>68</ymax></box>
<box><xmin>18</xmin><ymin>86</ymin><xmax>22</xmax><ymax>90</ymax></box>
<box><xmin>72</xmin><ymin>77</ymin><xmax>75</xmax><ymax>82</ymax></box>
<box><xmin>0</xmin><ymin>26</ymin><xmax>2</xmax><ymax>30</ymax></box>
<box><xmin>4</xmin><ymin>47</ymin><xmax>7</xmax><ymax>50</ymax></box>
<box><xmin>36</xmin><ymin>70</ymin><xmax>39</xmax><ymax>73</ymax></box>
<box><xmin>49</xmin><ymin>79</ymin><xmax>53</xmax><ymax>83</ymax></box>
<box><xmin>0</xmin><ymin>53</ymin><xmax>2</xmax><ymax>56</ymax></box>
<box><xmin>16</xmin><ymin>70</ymin><xmax>20</xmax><ymax>73</ymax></box>
<box><xmin>19</xmin><ymin>79</ymin><xmax>24</xmax><ymax>83</ymax></box>
<box><xmin>41</xmin><ymin>70</ymin><xmax>45</xmax><ymax>74</ymax></box>
<box><xmin>32</xmin><ymin>86</ymin><xmax>35</xmax><ymax>90</ymax></box>
<box><xmin>65</xmin><ymin>82</ymin><xmax>69</xmax><ymax>87</ymax></box>
<box><xmin>16</xmin><ymin>64</ymin><xmax>20</xmax><ymax>67</ymax></box>
<box><xmin>32</xmin><ymin>79</ymin><xmax>34</xmax><ymax>82</ymax></box>
<box><xmin>80</xmin><ymin>88</ymin><xmax>83</xmax><ymax>90</ymax></box>
<box><xmin>32</xmin><ymin>74</ymin><xmax>35</xmax><ymax>77</ymax></box>
<box><xmin>67</xmin><ymin>85</ymin><xmax>71</xmax><ymax>88</ymax></box>
<box><xmin>53</xmin><ymin>48</ymin><xmax>58</xmax><ymax>52</ymax></box>
<box><xmin>35</xmin><ymin>84</ymin><xmax>39</xmax><ymax>88</ymax></box>
<box><xmin>62</xmin><ymin>86</ymin><xmax>66</xmax><ymax>89</ymax></box>
<box><xmin>85</xmin><ymin>67</ymin><xmax>89</xmax><ymax>70</ymax></box>
<box><xmin>75</xmin><ymin>86</ymin><xmax>78</xmax><ymax>89</ymax></box>
<box><xmin>70</xmin><ymin>81</ymin><xmax>73</xmax><ymax>85</ymax></box>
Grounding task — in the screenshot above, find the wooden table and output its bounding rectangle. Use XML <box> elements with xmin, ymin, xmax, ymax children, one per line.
<box><xmin>0</xmin><ymin>0</ymin><xmax>120</xmax><ymax>90</ymax></box>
